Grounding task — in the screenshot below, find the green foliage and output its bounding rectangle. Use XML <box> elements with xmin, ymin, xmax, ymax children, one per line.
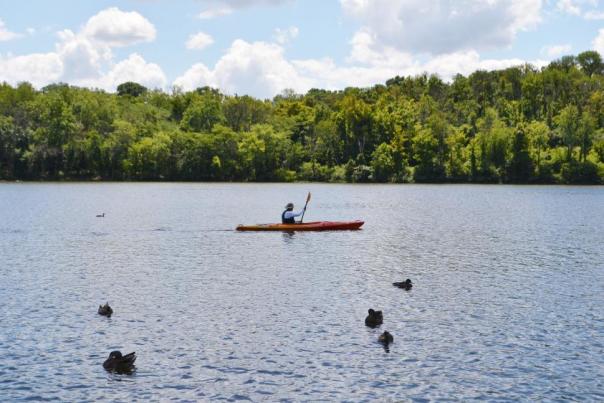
<box><xmin>180</xmin><ymin>92</ymin><xmax>224</xmax><ymax>132</ymax></box>
<box><xmin>371</xmin><ymin>142</ymin><xmax>395</xmax><ymax>182</ymax></box>
<box><xmin>1</xmin><ymin>51</ymin><xmax>604</xmax><ymax>183</ymax></box>
<box><xmin>117</xmin><ymin>82</ymin><xmax>148</xmax><ymax>97</ymax></box>
<box><xmin>298</xmin><ymin>161</ymin><xmax>333</xmax><ymax>181</ymax></box>
<box><xmin>555</xmin><ymin>105</ymin><xmax>580</xmax><ymax>161</ymax></box>
<box><xmin>560</xmin><ymin>160</ymin><xmax>601</xmax><ymax>184</ymax></box>
<box><xmin>506</xmin><ymin>127</ymin><xmax>533</xmax><ymax>183</ymax></box>
<box><xmin>576</xmin><ymin>51</ymin><xmax>603</xmax><ymax>77</ymax></box>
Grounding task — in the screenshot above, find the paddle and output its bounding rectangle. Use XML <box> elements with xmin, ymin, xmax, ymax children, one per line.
<box><xmin>300</xmin><ymin>192</ymin><xmax>311</xmax><ymax>223</ymax></box>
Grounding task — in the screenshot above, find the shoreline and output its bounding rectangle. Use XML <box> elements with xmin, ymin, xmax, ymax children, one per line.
<box><xmin>1</xmin><ymin>179</ymin><xmax>602</xmax><ymax>186</ymax></box>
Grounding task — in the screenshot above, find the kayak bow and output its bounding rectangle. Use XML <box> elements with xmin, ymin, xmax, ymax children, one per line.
<box><xmin>236</xmin><ymin>220</ymin><xmax>364</xmax><ymax>231</ymax></box>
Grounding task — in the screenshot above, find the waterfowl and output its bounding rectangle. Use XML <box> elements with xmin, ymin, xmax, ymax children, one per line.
<box><xmin>98</xmin><ymin>302</ymin><xmax>113</xmax><ymax>317</ymax></box>
<box><xmin>378</xmin><ymin>331</ymin><xmax>394</xmax><ymax>346</ymax></box>
<box><xmin>365</xmin><ymin>309</ymin><xmax>383</xmax><ymax>328</ymax></box>
<box><xmin>103</xmin><ymin>351</ymin><xmax>136</xmax><ymax>373</ymax></box>
<box><xmin>96</xmin><ymin>213</ymin><xmax>105</xmax><ymax>218</ymax></box>
<box><xmin>393</xmin><ymin>279</ymin><xmax>412</xmax><ymax>290</ymax></box>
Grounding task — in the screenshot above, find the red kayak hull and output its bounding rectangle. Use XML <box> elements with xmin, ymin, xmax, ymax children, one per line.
<box><xmin>236</xmin><ymin>220</ymin><xmax>364</xmax><ymax>231</ymax></box>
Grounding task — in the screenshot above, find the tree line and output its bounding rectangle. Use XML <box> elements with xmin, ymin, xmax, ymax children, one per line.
<box><xmin>1</xmin><ymin>51</ymin><xmax>604</xmax><ymax>184</ymax></box>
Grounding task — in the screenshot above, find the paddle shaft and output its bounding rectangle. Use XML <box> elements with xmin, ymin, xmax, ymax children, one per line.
<box><xmin>300</xmin><ymin>193</ymin><xmax>311</xmax><ymax>223</ymax></box>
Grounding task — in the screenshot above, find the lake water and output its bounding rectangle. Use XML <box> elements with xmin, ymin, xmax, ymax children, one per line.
<box><xmin>1</xmin><ymin>183</ymin><xmax>603</xmax><ymax>401</ymax></box>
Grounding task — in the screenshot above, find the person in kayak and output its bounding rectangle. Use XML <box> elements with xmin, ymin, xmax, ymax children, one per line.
<box><xmin>282</xmin><ymin>202</ymin><xmax>305</xmax><ymax>224</ymax></box>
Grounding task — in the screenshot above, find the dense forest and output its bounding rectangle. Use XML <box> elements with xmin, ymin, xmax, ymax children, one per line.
<box><xmin>1</xmin><ymin>51</ymin><xmax>604</xmax><ymax>184</ymax></box>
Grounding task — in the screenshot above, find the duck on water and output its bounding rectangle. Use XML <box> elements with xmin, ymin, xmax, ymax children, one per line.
<box><xmin>393</xmin><ymin>279</ymin><xmax>412</xmax><ymax>290</ymax></box>
<box><xmin>98</xmin><ymin>302</ymin><xmax>113</xmax><ymax>317</ymax></box>
<box><xmin>365</xmin><ymin>309</ymin><xmax>383</xmax><ymax>328</ymax></box>
<box><xmin>103</xmin><ymin>351</ymin><xmax>136</xmax><ymax>373</ymax></box>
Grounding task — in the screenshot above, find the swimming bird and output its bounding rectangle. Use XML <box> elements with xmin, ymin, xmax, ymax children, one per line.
<box><xmin>96</xmin><ymin>213</ymin><xmax>105</xmax><ymax>218</ymax></box>
<box><xmin>393</xmin><ymin>279</ymin><xmax>412</xmax><ymax>290</ymax></box>
<box><xmin>378</xmin><ymin>331</ymin><xmax>394</xmax><ymax>346</ymax></box>
<box><xmin>98</xmin><ymin>302</ymin><xmax>113</xmax><ymax>317</ymax></box>
<box><xmin>365</xmin><ymin>309</ymin><xmax>383</xmax><ymax>328</ymax></box>
<box><xmin>103</xmin><ymin>351</ymin><xmax>136</xmax><ymax>373</ymax></box>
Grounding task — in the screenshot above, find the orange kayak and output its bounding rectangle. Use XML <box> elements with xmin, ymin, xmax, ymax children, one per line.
<box><xmin>236</xmin><ymin>220</ymin><xmax>364</xmax><ymax>231</ymax></box>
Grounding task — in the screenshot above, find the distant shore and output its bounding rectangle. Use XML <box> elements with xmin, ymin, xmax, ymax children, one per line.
<box><xmin>1</xmin><ymin>179</ymin><xmax>602</xmax><ymax>186</ymax></box>
<box><xmin>2</xmin><ymin>55</ymin><xmax>604</xmax><ymax>186</ymax></box>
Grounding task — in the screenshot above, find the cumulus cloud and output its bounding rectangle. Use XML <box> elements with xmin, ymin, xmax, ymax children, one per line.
<box><xmin>174</xmin><ymin>39</ymin><xmax>313</xmax><ymax>98</ymax></box>
<box><xmin>0</xmin><ymin>7</ymin><xmax>165</xmax><ymax>91</ymax></box>
<box><xmin>197</xmin><ymin>0</ymin><xmax>290</xmax><ymax>19</ymax></box>
<box><xmin>174</xmin><ymin>34</ymin><xmax>547</xmax><ymax>98</ymax></box>
<box><xmin>0</xmin><ymin>18</ymin><xmax>21</xmax><ymax>41</ymax></box>
<box><xmin>555</xmin><ymin>0</ymin><xmax>604</xmax><ymax>19</ymax></box>
<box><xmin>348</xmin><ymin>29</ymin><xmax>414</xmax><ymax>67</ymax></box>
<box><xmin>83</xmin><ymin>7</ymin><xmax>156</xmax><ymax>46</ymax></box>
<box><xmin>273</xmin><ymin>26</ymin><xmax>299</xmax><ymax>44</ymax></box>
<box><xmin>340</xmin><ymin>0</ymin><xmax>543</xmax><ymax>55</ymax></box>
<box><xmin>198</xmin><ymin>7</ymin><xmax>234</xmax><ymax>19</ymax></box>
<box><xmin>584</xmin><ymin>10</ymin><xmax>604</xmax><ymax>19</ymax></box>
<box><xmin>593</xmin><ymin>28</ymin><xmax>604</xmax><ymax>54</ymax></box>
<box><xmin>101</xmin><ymin>53</ymin><xmax>167</xmax><ymax>89</ymax></box>
<box><xmin>172</xmin><ymin>63</ymin><xmax>214</xmax><ymax>88</ymax></box>
<box><xmin>186</xmin><ymin>32</ymin><xmax>215</xmax><ymax>50</ymax></box>
<box><xmin>541</xmin><ymin>44</ymin><xmax>572</xmax><ymax>57</ymax></box>
<box><xmin>556</xmin><ymin>0</ymin><xmax>581</xmax><ymax>15</ymax></box>
<box><xmin>0</xmin><ymin>2</ymin><xmax>558</xmax><ymax>98</ymax></box>
<box><xmin>223</xmin><ymin>0</ymin><xmax>290</xmax><ymax>6</ymax></box>
<box><xmin>0</xmin><ymin>53</ymin><xmax>62</xmax><ymax>87</ymax></box>
<box><xmin>55</xmin><ymin>29</ymin><xmax>111</xmax><ymax>82</ymax></box>
<box><xmin>294</xmin><ymin>49</ymin><xmax>545</xmax><ymax>92</ymax></box>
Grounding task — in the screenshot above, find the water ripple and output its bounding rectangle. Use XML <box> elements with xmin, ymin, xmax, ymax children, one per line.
<box><xmin>0</xmin><ymin>183</ymin><xmax>602</xmax><ymax>401</ymax></box>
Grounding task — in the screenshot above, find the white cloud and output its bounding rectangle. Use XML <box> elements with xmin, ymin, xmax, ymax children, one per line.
<box><xmin>197</xmin><ymin>0</ymin><xmax>290</xmax><ymax>19</ymax></box>
<box><xmin>83</xmin><ymin>7</ymin><xmax>156</xmax><ymax>46</ymax></box>
<box><xmin>172</xmin><ymin>63</ymin><xmax>214</xmax><ymax>89</ymax></box>
<box><xmin>555</xmin><ymin>0</ymin><xmax>604</xmax><ymax>18</ymax></box>
<box><xmin>174</xmin><ymin>35</ymin><xmax>548</xmax><ymax>98</ymax></box>
<box><xmin>55</xmin><ymin>29</ymin><xmax>110</xmax><ymax>82</ymax></box>
<box><xmin>0</xmin><ymin>2</ymin><xmax>557</xmax><ymax>98</ymax></box>
<box><xmin>556</xmin><ymin>0</ymin><xmax>581</xmax><ymax>15</ymax></box>
<box><xmin>584</xmin><ymin>10</ymin><xmax>604</xmax><ymax>19</ymax></box>
<box><xmin>198</xmin><ymin>7</ymin><xmax>234</xmax><ymax>19</ymax></box>
<box><xmin>273</xmin><ymin>26</ymin><xmax>299</xmax><ymax>45</ymax></box>
<box><xmin>186</xmin><ymin>32</ymin><xmax>215</xmax><ymax>50</ymax></box>
<box><xmin>340</xmin><ymin>0</ymin><xmax>543</xmax><ymax>55</ymax></box>
<box><xmin>593</xmin><ymin>28</ymin><xmax>604</xmax><ymax>54</ymax></box>
<box><xmin>541</xmin><ymin>44</ymin><xmax>572</xmax><ymax>57</ymax></box>
<box><xmin>0</xmin><ymin>18</ymin><xmax>21</xmax><ymax>41</ymax></box>
<box><xmin>174</xmin><ymin>39</ymin><xmax>313</xmax><ymax>98</ymax></box>
<box><xmin>348</xmin><ymin>29</ymin><xmax>414</xmax><ymax>67</ymax></box>
<box><xmin>294</xmin><ymin>50</ymin><xmax>546</xmax><ymax>93</ymax></box>
<box><xmin>101</xmin><ymin>53</ymin><xmax>167</xmax><ymax>89</ymax></box>
<box><xmin>0</xmin><ymin>53</ymin><xmax>62</xmax><ymax>87</ymax></box>
<box><xmin>292</xmin><ymin>57</ymin><xmax>398</xmax><ymax>90</ymax></box>
<box><xmin>0</xmin><ymin>8</ymin><xmax>165</xmax><ymax>91</ymax></box>
<box><xmin>225</xmin><ymin>0</ymin><xmax>290</xmax><ymax>6</ymax></box>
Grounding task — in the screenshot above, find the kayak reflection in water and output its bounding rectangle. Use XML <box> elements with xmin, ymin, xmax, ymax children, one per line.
<box><xmin>282</xmin><ymin>202</ymin><xmax>305</xmax><ymax>224</ymax></box>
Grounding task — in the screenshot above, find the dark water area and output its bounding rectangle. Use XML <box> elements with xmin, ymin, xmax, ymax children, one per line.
<box><xmin>1</xmin><ymin>183</ymin><xmax>603</xmax><ymax>401</ymax></box>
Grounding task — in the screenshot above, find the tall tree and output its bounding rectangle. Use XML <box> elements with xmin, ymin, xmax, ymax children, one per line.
<box><xmin>576</xmin><ymin>51</ymin><xmax>603</xmax><ymax>77</ymax></box>
<box><xmin>555</xmin><ymin>105</ymin><xmax>580</xmax><ymax>161</ymax></box>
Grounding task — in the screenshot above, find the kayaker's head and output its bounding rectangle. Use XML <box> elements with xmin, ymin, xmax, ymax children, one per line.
<box><xmin>285</xmin><ymin>202</ymin><xmax>294</xmax><ymax>211</ymax></box>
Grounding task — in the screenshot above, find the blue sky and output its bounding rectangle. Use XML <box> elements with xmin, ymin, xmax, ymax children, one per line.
<box><xmin>1</xmin><ymin>0</ymin><xmax>603</xmax><ymax>98</ymax></box>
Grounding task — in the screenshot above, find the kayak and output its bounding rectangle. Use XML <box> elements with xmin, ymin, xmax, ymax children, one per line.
<box><xmin>236</xmin><ymin>220</ymin><xmax>364</xmax><ymax>231</ymax></box>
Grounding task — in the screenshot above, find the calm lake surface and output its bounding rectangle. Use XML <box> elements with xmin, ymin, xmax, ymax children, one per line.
<box><xmin>1</xmin><ymin>183</ymin><xmax>603</xmax><ymax>401</ymax></box>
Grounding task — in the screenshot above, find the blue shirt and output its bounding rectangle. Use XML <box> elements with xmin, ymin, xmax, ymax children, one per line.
<box><xmin>283</xmin><ymin>210</ymin><xmax>303</xmax><ymax>219</ymax></box>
